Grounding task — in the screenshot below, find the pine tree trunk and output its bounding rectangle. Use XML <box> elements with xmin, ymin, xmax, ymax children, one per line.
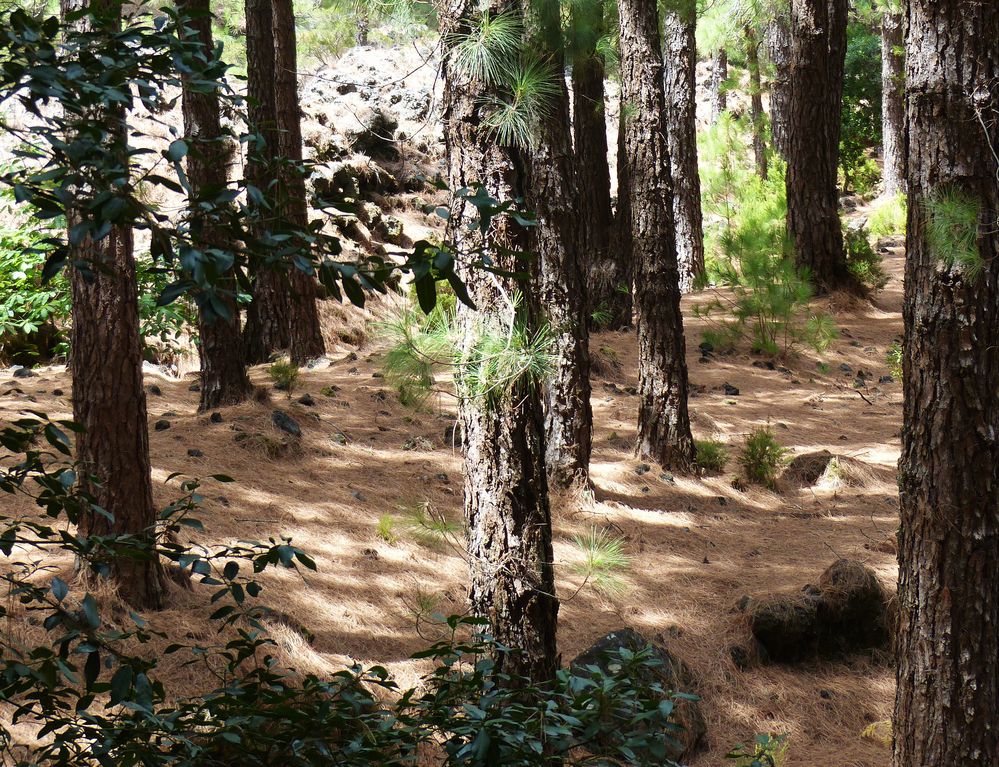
<box><xmin>786</xmin><ymin>0</ymin><xmax>854</xmax><ymax>294</ymax></box>
<box><xmin>880</xmin><ymin>10</ymin><xmax>904</xmax><ymax>197</ymax></box>
<box><xmin>617</xmin><ymin>0</ymin><xmax>695</xmax><ymax>472</ymax></box>
<box><xmin>611</xmin><ymin>102</ymin><xmax>635</xmax><ymax>327</ymax></box>
<box><xmin>745</xmin><ymin>24</ymin><xmax>768</xmax><ymax>181</ymax></box>
<box><xmin>273</xmin><ymin>0</ymin><xmax>325</xmax><ymax>365</ymax></box>
<box><xmin>61</xmin><ymin>0</ymin><xmax>166</xmax><ymax>610</ymax></box>
<box><xmin>662</xmin><ymin>2</ymin><xmax>705</xmax><ymax>292</ymax></box>
<box><xmin>765</xmin><ymin>10</ymin><xmax>792</xmax><ymax>160</ymax></box>
<box><xmin>571</xmin><ymin>0</ymin><xmax>628</xmax><ymax>330</ymax></box>
<box><xmin>526</xmin><ymin>0</ymin><xmax>592</xmax><ymax>490</ymax></box>
<box><xmin>440</xmin><ymin>0</ymin><xmax>558</xmax><ymax>683</ymax></box>
<box><xmin>893</xmin><ymin>2</ymin><xmax>999</xmax><ymax>765</ymax></box>
<box><xmin>708</xmin><ymin>47</ymin><xmax>727</xmax><ymax>124</ymax></box>
<box><xmin>179</xmin><ymin>0</ymin><xmax>252</xmax><ymax>411</ymax></box>
<box><xmin>243</xmin><ymin>0</ymin><xmax>290</xmax><ymax>364</ymax></box>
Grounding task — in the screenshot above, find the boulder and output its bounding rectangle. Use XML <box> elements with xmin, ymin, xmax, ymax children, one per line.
<box><xmin>570</xmin><ymin>628</ymin><xmax>706</xmax><ymax>764</ymax></box>
<box><xmin>344</xmin><ymin>106</ymin><xmax>399</xmax><ymax>158</ymax></box>
<box><xmin>747</xmin><ymin>591</ymin><xmax>822</xmax><ymax>663</ymax></box>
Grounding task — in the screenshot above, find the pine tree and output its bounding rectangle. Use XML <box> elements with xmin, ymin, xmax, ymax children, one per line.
<box><xmin>894</xmin><ymin>1</ymin><xmax>999</xmax><ymax>764</ymax></box>
<box><xmin>662</xmin><ymin>0</ymin><xmax>705</xmax><ymax>292</ymax></box>
<box><xmin>178</xmin><ymin>0</ymin><xmax>252</xmax><ymax>410</ymax></box>
<box><xmin>273</xmin><ymin>0</ymin><xmax>325</xmax><ymax>365</ymax></box>
<box><xmin>708</xmin><ymin>47</ymin><xmax>728</xmax><ymax>123</ymax></box>
<box><xmin>61</xmin><ymin>0</ymin><xmax>167</xmax><ymax>609</ymax></box>
<box><xmin>879</xmin><ymin>0</ymin><xmax>904</xmax><ymax>197</ymax></box>
<box><xmin>764</xmin><ymin>1</ymin><xmax>791</xmax><ymax>160</ymax></box>
<box><xmin>744</xmin><ymin>22</ymin><xmax>768</xmax><ymax>181</ymax></box>
<box><xmin>785</xmin><ymin>0</ymin><xmax>854</xmax><ymax>293</ymax></box>
<box><xmin>439</xmin><ymin>0</ymin><xmax>558</xmax><ymax>683</ymax></box>
<box><xmin>617</xmin><ymin>0</ymin><xmax>695</xmax><ymax>471</ymax></box>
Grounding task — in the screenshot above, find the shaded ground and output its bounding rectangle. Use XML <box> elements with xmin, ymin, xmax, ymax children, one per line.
<box><xmin>0</xmin><ymin>243</ymin><xmax>903</xmax><ymax>766</ymax></box>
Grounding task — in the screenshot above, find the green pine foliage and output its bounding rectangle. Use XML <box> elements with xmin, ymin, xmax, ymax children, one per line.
<box><xmin>268</xmin><ymin>359</ymin><xmax>300</xmax><ymax>392</ymax></box>
<box><xmin>696</xmin><ymin>116</ymin><xmax>837</xmax><ymax>357</ymax></box>
<box><xmin>925</xmin><ymin>186</ymin><xmax>983</xmax><ymax>276</ymax></box>
<box><xmin>840</xmin><ymin>22</ymin><xmax>882</xmax><ymax>196</ymax></box>
<box><xmin>695</xmin><ymin>439</ymin><xmax>729</xmax><ymax>474</ymax></box>
<box><xmin>740</xmin><ymin>426</ymin><xmax>787</xmax><ymax>489</ymax></box>
<box><xmin>844</xmin><ymin>224</ymin><xmax>889</xmax><ymax>292</ymax></box>
<box><xmin>569</xmin><ymin>527</ymin><xmax>631</xmax><ymax>598</ymax></box>
<box><xmin>868</xmin><ymin>193</ymin><xmax>907</xmax><ymax>237</ymax></box>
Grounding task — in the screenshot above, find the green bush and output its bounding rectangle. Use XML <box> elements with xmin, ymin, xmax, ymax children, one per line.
<box><xmin>695</xmin><ymin>439</ymin><xmax>728</xmax><ymax>474</ymax></box>
<box><xmin>740</xmin><ymin>426</ymin><xmax>787</xmax><ymax>489</ymax></box>
<box><xmin>844</xmin><ymin>224</ymin><xmax>888</xmax><ymax>292</ymax></box>
<box><xmin>887</xmin><ymin>341</ymin><xmax>903</xmax><ymax>380</ymax></box>
<box><xmin>868</xmin><ymin>193</ymin><xmax>907</xmax><ymax>237</ymax></box>
<box><xmin>268</xmin><ymin>359</ymin><xmax>300</xmax><ymax>392</ymax></box>
<box><xmin>839</xmin><ymin>22</ymin><xmax>882</xmax><ymax>196</ymax></box>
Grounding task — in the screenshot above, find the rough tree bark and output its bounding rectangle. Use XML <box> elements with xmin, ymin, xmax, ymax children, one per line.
<box><xmin>893</xmin><ymin>2</ymin><xmax>999</xmax><ymax>765</ymax></box>
<box><xmin>440</xmin><ymin>0</ymin><xmax>558</xmax><ymax>683</ymax></box>
<box><xmin>880</xmin><ymin>8</ymin><xmax>904</xmax><ymax>197</ymax></box>
<box><xmin>62</xmin><ymin>0</ymin><xmax>166</xmax><ymax>609</ymax></box>
<box><xmin>273</xmin><ymin>0</ymin><xmax>325</xmax><ymax>365</ymax></box>
<box><xmin>612</xmin><ymin>103</ymin><xmax>634</xmax><ymax>327</ymax></box>
<box><xmin>571</xmin><ymin>0</ymin><xmax>628</xmax><ymax>329</ymax></box>
<box><xmin>617</xmin><ymin>0</ymin><xmax>695</xmax><ymax>472</ymax></box>
<box><xmin>525</xmin><ymin>0</ymin><xmax>592</xmax><ymax>489</ymax></box>
<box><xmin>662</xmin><ymin>1</ymin><xmax>705</xmax><ymax>292</ymax></box>
<box><xmin>708</xmin><ymin>47</ymin><xmax>728</xmax><ymax>124</ymax></box>
<box><xmin>786</xmin><ymin>0</ymin><xmax>854</xmax><ymax>293</ymax></box>
<box><xmin>178</xmin><ymin>0</ymin><xmax>252</xmax><ymax>410</ymax></box>
<box><xmin>745</xmin><ymin>23</ymin><xmax>768</xmax><ymax>181</ymax></box>
<box><xmin>765</xmin><ymin>7</ymin><xmax>792</xmax><ymax>160</ymax></box>
<box><xmin>243</xmin><ymin>0</ymin><xmax>290</xmax><ymax>364</ymax></box>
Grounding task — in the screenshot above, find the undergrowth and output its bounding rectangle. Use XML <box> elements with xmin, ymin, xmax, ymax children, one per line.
<box><xmin>740</xmin><ymin>426</ymin><xmax>787</xmax><ymax>489</ymax></box>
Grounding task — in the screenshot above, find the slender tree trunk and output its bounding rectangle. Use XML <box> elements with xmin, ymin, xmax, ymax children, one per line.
<box><xmin>617</xmin><ymin>0</ymin><xmax>695</xmax><ymax>472</ymax></box>
<box><xmin>786</xmin><ymin>0</ymin><xmax>854</xmax><ymax>294</ymax></box>
<box><xmin>880</xmin><ymin>9</ymin><xmax>904</xmax><ymax>197</ymax></box>
<box><xmin>612</xmin><ymin>101</ymin><xmax>634</xmax><ymax>327</ymax></box>
<box><xmin>708</xmin><ymin>47</ymin><xmax>727</xmax><ymax>124</ymax></box>
<box><xmin>179</xmin><ymin>0</ymin><xmax>252</xmax><ymax>410</ymax></box>
<box><xmin>571</xmin><ymin>0</ymin><xmax>628</xmax><ymax>329</ymax></box>
<box><xmin>662</xmin><ymin>2</ymin><xmax>705</xmax><ymax>292</ymax></box>
<box><xmin>440</xmin><ymin>0</ymin><xmax>558</xmax><ymax>683</ymax></box>
<box><xmin>61</xmin><ymin>0</ymin><xmax>166</xmax><ymax>609</ymax></box>
<box><xmin>765</xmin><ymin>8</ymin><xmax>792</xmax><ymax>161</ymax></box>
<box><xmin>893</xmin><ymin>2</ymin><xmax>999</xmax><ymax>765</ymax></box>
<box><xmin>243</xmin><ymin>0</ymin><xmax>290</xmax><ymax>364</ymax></box>
<box><xmin>273</xmin><ymin>0</ymin><xmax>325</xmax><ymax>365</ymax></box>
<box><xmin>525</xmin><ymin>0</ymin><xmax>592</xmax><ymax>489</ymax></box>
<box><xmin>745</xmin><ymin>24</ymin><xmax>768</xmax><ymax>181</ymax></box>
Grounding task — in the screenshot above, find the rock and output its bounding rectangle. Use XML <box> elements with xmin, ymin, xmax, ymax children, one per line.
<box><xmin>839</xmin><ymin>363</ymin><xmax>853</xmax><ymax>374</ymax></box>
<box><xmin>443</xmin><ymin>423</ymin><xmax>463</xmax><ymax>448</ymax></box>
<box><xmin>12</xmin><ymin>367</ymin><xmax>35</xmax><ymax>378</ymax></box>
<box><xmin>659</xmin><ymin>472</ymin><xmax>675</xmax><ymax>484</ymax></box>
<box><xmin>698</xmin><ymin>356</ymin><xmax>712</xmax><ymax>364</ymax></box>
<box><xmin>635</xmin><ymin>463</ymin><xmax>651</xmax><ymax>476</ymax></box>
<box><xmin>376</xmin><ymin>214</ymin><xmax>405</xmax><ymax>244</ymax></box>
<box><xmin>52</xmin><ymin>388</ymin><xmax>63</xmax><ymax>396</ymax></box>
<box><xmin>879</xmin><ymin>375</ymin><xmax>894</xmax><ymax>384</ymax></box>
<box><xmin>816</xmin><ymin>559</ymin><xmax>891</xmax><ymax>653</ymax></box>
<box><xmin>351</xmin><ymin>490</ymin><xmax>366</xmax><ymax>502</ymax></box>
<box><xmin>730</xmin><ymin>644</ymin><xmax>752</xmax><ymax>670</ymax></box>
<box><xmin>187</xmin><ymin>449</ymin><xmax>203</xmax><ymax>458</ymax></box>
<box><xmin>154</xmin><ymin>420</ymin><xmax>171</xmax><ymax>431</ymax></box>
<box><xmin>272</xmin><ymin>410</ymin><xmax>302</xmax><ymax>437</ymax></box>
<box><xmin>747</xmin><ymin>592</ymin><xmax>822</xmax><ymax>663</ymax></box>
<box><xmin>723</xmin><ymin>383</ymin><xmax>740</xmax><ymax>396</ymax></box>
<box><xmin>209</xmin><ymin>412</ymin><xmax>223</xmax><ymax>423</ymax></box>
<box><xmin>570</xmin><ymin>628</ymin><xmax>706</xmax><ymax>763</ymax></box>
<box><xmin>698</xmin><ymin>341</ymin><xmax>714</xmax><ymax>354</ymax></box>
<box><xmin>188</xmin><ymin>383</ymin><xmax>201</xmax><ymax>392</ymax></box>
<box><xmin>147</xmin><ymin>384</ymin><xmax>162</xmax><ymax>396</ymax></box>
<box><xmin>344</xmin><ymin>106</ymin><xmax>399</xmax><ymax>158</ymax></box>
<box><xmin>297</xmin><ymin>393</ymin><xmax>316</xmax><ymax>407</ymax></box>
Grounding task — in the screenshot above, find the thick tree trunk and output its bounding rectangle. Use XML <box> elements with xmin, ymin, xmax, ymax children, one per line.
<box><xmin>571</xmin><ymin>0</ymin><xmax>628</xmax><ymax>330</ymax></box>
<box><xmin>179</xmin><ymin>0</ymin><xmax>252</xmax><ymax>411</ymax></box>
<box><xmin>708</xmin><ymin>47</ymin><xmax>727</xmax><ymax>124</ymax></box>
<box><xmin>786</xmin><ymin>0</ymin><xmax>854</xmax><ymax>294</ymax></box>
<box><xmin>765</xmin><ymin>9</ymin><xmax>792</xmax><ymax>160</ymax></box>
<box><xmin>272</xmin><ymin>0</ymin><xmax>325</xmax><ymax>365</ymax></box>
<box><xmin>62</xmin><ymin>0</ymin><xmax>166</xmax><ymax>609</ymax></box>
<box><xmin>243</xmin><ymin>0</ymin><xmax>290</xmax><ymax>364</ymax></box>
<box><xmin>880</xmin><ymin>10</ymin><xmax>904</xmax><ymax>197</ymax></box>
<box><xmin>617</xmin><ymin>0</ymin><xmax>695</xmax><ymax>472</ymax></box>
<box><xmin>745</xmin><ymin>24</ymin><xmax>768</xmax><ymax>181</ymax></box>
<box><xmin>526</xmin><ymin>0</ymin><xmax>592</xmax><ymax>489</ymax></box>
<box><xmin>440</xmin><ymin>0</ymin><xmax>558</xmax><ymax>683</ymax></box>
<box><xmin>893</xmin><ymin>2</ymin><xmax>999</xmax><ymax>766</ymax></box>
<box><xmin>662</xmin><ymin>2</ymin><xmax>705</xmax><ymax>292</ymax></box>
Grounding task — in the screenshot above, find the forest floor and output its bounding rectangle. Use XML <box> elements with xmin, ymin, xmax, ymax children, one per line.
<box><xmin>0</xmin><ymin>229</ymin><xmax>904</xmax><ymax>766</ymax></box>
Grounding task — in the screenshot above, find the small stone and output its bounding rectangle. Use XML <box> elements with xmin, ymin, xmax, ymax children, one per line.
<box><xmin>187</xmin><ymin>448</ymin><xmax>203</xmax><ymax>457</ymax></box>
<box><xmin>12</xmin><ymin>367</ymin><xmax>35</xmax><ymax>378</ymax></box>
<box><xmin>436</xmin><ymin>472</ymin><xmax>450</xmax><ymax>484</ymax></box>
<box><xmin>879</xmin><ymin>375</ymin><xmax>894</xmax><ymax>384</ymax></box>
<box><xmin>659</xmin><ymin>472</ymin><xmax>675</xmax><ymax>484</ymax></box>
<box><xmin>839</xmin><ymin>363</ymin><xmax>853</xmax><ymax>374</ymax></box>
<box><xmin>147</xmin><ymin>384</ymin><xmax>162</xmax><ymax>396</ymax></box>
<box><xmin>698</xmin><ymin>341</ymin><xmax>714</xmax><ymax>354</ymax></box>
<box><xmin>351</xmin><ymin>490</ymin><xmax>366</xmax><ymax>502</ymax></box>
<box><xmin>330</xmin><ymin>432</ymin><xmax>348</xmax><ymax>445</ymax></box>
<box><xmin>154</xmin><ymin>420</ymin><xmax>171</xmax><ymax>431</ymax></box>
<box><xmin>272</xmin><ymin>410</ymin><xmax>302</xmax><ymax>437</ymax></box>
<box><xmin>635</xmin><ymin>463</ymin><xmax>651</xmax><ymax>476</ymax></box>
<box><xmin>624</xmin><ymin>386</ymin><xmax>638</xmax><ymax>396</ymax></box>
<box><xmin>210</xmin><ymin>412</ymin><xmax>223</xmax><ymax>423</ymax></box>
<box><xmin>641</xmin><ymin>486</ymin><xmax>650</xmax><ymax>494</ymax></box>
<box><xmin>52</xmin><ymin>388</ymin><xmax>63</xmax><ymax>396</ymax></box>
<box><xmin>716</xmin><ymin>496</ymin><xmax>727</xmax><ymax>506</ymax></box>
<box><xmin>346</xmin><ymin>352</ymin><xmax>359</xmax><ymax>361</ymax></box>
<box><xmin>297</xmin><ymin>393</ymin><xmax>316</xmax><ymax>406</ymax></box>
<box><xmin>723</xmin><ymin>383</ymin><xmax>740</xmax><ymax>396</ymax></box>
<box><xmin>820</xmin><ymin>689</ymin><xmax>832</xmax><ymax>699</ymax></box>
<box><xmin>189</xmin><ymin>383</ymin><xmax>201</xmax><ymax>392</ymax></box>
<box><xmin>361</xmin><ymin>548</ymin><xmax>379</xmax><ymax>559</ymax></box>
<box><xmin>372</xmin><ymin>372</ymin><xmax>384</xmax><ymax>379</ymax></box>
